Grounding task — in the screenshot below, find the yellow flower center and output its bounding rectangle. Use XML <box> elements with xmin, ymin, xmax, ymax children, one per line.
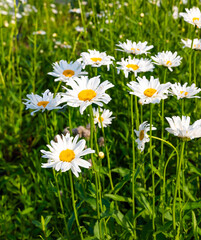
<box><xmin>59</xmin><ymin>149</ymin><xmax>75</xmax><ymax>162</ymax></box>
<box><xmin>63</xmin><ymin>69</ymin><xmax>75</xmax><ymax>77</ymax></box>
<box><xmin>37</xmin><ymin>101</ymin><xmax>49</xmax><ymax>108</ymax></box>
<box><xmin>126</xmin><ymin>64</ymin><xmax>139</xmax><ymax>71</ymax></box>
<box><xmin>166</xmin><ymin>61</ymin><xmax>172</xmax><ymax>66</ymax></box>
<box><xmin>131</xmin><ymin>48</ymin><xmax>140</xmax><ymax>53</ymax></box>
<box><xmin>90</xmin><ymin>57</ymin><xmax>102</xmax><ymax>62</ymax></box>
<box><xmin>139</xmin><ymin>130</ymin><xmax>144</xmax><ymax>141</ymax></box>
<box><xmin>98</xmin><ymin>116</ymin><xmax>104</xmax><ymax>122</ymax></box>
<box><xmin>193</xmin><ymin>17</ymin><xmax>199</xmax><ymax>23</ymax></box>
<box><xmin>180</xmin><ymin>91</ymin><xmax>188</xmax><ymax>96</ymax></box>
<box><xmin>144</xmin><ymin>88</ymin><xmax>157</xmax><ymax>97</ymax></box>
<box><xmin>78</xmin><ymin>89</ymin><xmax>97</xmax><ymax>101</ymax></box>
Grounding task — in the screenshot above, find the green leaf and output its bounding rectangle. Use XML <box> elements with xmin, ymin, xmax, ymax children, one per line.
<box><xmin>112</xmin><ymin>168</ymin><xmax>131</xmax><ymax>177</ymax></box>
<box><xmin>32</xmin><ymin>220</ymin><xmax>42</xmax><ymax>229</ymax></box>
<box><xmin>188</xmin><ymin>162</ymin><xmax>201</xmax><ymax>176</ymax></box>
<box><xmin>104</xmin><ymin>194</ymin><xmax>132</xmax><ymax>202</ymax></box>
<box><xmin>192</xmin><ymin>211</ymin><xmax>198</xmax><ymax>239</ymax></box>
<box><xmin>41</xmin><ymin>216</ymin><xmax>45</xmax><ymax>231</ymax></box>
<box><xmin>44</xmin><ymin>215</ymin><xmax>52</xmax><ymax>226</ymax></box>
<box><xmin>21</xmin><ymin>207</ymin><xmax>34</xmax><ymax>215</ymax></box>
<box><xmin>183</xmin><ymin>201</ymin><xmax>201</xmax><ymax>211</ymax></box>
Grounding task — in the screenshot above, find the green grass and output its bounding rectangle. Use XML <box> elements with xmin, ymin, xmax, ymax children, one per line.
<box><xmin>1</xmin><ymin>0</ymin><xmax>201</xmax><ymax>239</ymax></box>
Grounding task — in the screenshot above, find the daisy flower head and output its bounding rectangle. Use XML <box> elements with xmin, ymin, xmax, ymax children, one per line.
<box><xmin>179</xmin><ymin>7</ymin><xmax>201</xmax><ymax>28</ymax></box>
<box><xmin>116</xmin><ymin>40</ymin><xmax>154</xmax><ymax>55</ymax></box>
<box><xmin>116</xmin><ymin>56</ymin><xmax>154</xmax><ymax>78</ymax></box>
<box><xmin>32</xmin><ymin>30</ymin><xmax>46</xmax><ymax>35</ymax></box>
<box><xmin>41</xmin><ymin>133</ymin><xmax>95</xmax><ymax>177</ymax></box>
<box><xmin>166</xmin><ymin>116</ymin><xmax>201</xmax><ymax>140</ymax></box>
<box><xmin>151</xmin><ymin>51</ymin><xmax>182</xmax><ymax>71</ymax></box>
<box><xmin>127</xmin><ymin>76</ymin><xmax>171</xmax><ymax>105</ymax></box>
<box><xmin>134</xmin><ymin>121</ymin><xmax>157</xmax><ymax>152</ymax></box>
<box><xmin>78</xmin><ymin>49</ymin><xmax>114</xmax><ymax>71</ymax></box>
<box><xmin>48</xmin><ymin>60</ymin><xmax>87</xmax><ymax>83</ymax></box>
<box><xmin>181</xmin><ymin>38</ymin><xmax>201</xmax><ymax>50</ymax></box>
<box><xmin>170</xmin><ymin>82</ymin><xmax>201</xmax><ymax>99</ymax></box>
<box><xmin>93</xmin><ymin>108</ymin><xmax>115</xmax><ymax>128</ymax></box>
<box><xmin>61</xmin><ymin>76</ymin><xmax>114</xmax><ymax>115</ymax></box>
<box><xmin>23</xmin><ymin>89</ymin><xmax>63</xmax><ymax>116</ymax></box>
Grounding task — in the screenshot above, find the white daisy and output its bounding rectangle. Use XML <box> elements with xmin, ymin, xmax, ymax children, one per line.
<box><xmin>23</xmin><ymin>89</ymin><xmax>62</xmax><ymax>116</ymax></box>
<box><xmin>48</xmin><ymin>60</ymin><xmax>87</xmax><ymax>83</ymax></box>
<box><xmin>116</xmin><ymin>40</ymin><xmax>154</xmax><ymax>55</ymax></box>
<box><xmin>116</xmin><ymin>56</ymin><xmax>154</xmax><ymax>78</ymax></box>
<box><xmin>93</xmin><ymin>108</ymin><xmax>115</xmax><ymax>128</ymax></box>
<box><xmin>134</xmin><ymin>121</ymin><xmax>157</xmax><ymax>152</ymax></box>
<box><xmin>75</xmin><ymin>26</ymin><xmax>84</xmax><ymax>32</ymax></box>
<box><xmin>170</xmin><ymin>82</ymin><xmax>201</xmax><ymax>99</ymax></box>
<box><xmin>69</xmin><ymin>8</ymin><xmax>81</xmax><ymax>14</ymax></box>
<box><xmin>41</xmin><ymin>133</ymin><xmax>95</xmax><ymax>177</ymax></box>
<box><xmin>173</xmin><ymin>6</ymin><xmax>179</xmax><ymax>20</ymax></box>
<box><xmin>32</xmin><ymin>30</ymin><xmax>46</xmax><ymax>35</ymax></box>
<box><xmin>151</xmin><ymin>51</ymin><xmax>182</xmax><ymax>71</ymax></box>
<box><xmin>179</xmin><ymin>7</ymin><xmax>201</xmax><ymax>28</ymax></box>
<box><xmin>127</xmin><ymin>76</ymin><xmax>171</xmax><ymax>105</ymax></box>
<box><xmin>181</xmin><ymin>38</ymin><xmax>201</xmax><ymax>50</ymax></box>
<box><xmin>78</xmin><ymin>49</ymin><xmax>114</xmax><ymax>71</ymax></box>
<box><xmin>166</xmin><ymin>116</ymin><xmax>201</xmax><ymax>140</ymax></box>
<box><xmin>23</xmin><ymin>89</ymin><xmax>63</xmax><ymax>116</ymax></box>
<box><xmin>61</xmin><ymin>76</ymin><xmax>114</xmax><ymax>114</ymax></box>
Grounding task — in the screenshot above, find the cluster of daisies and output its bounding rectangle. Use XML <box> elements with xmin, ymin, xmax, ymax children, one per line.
<box><xmin>23</xmin><ymin>5</ymin><xmax>201</xmax><ymax>176</ymax></box>
<box><xmin>116</xmin><ymin>40</ymin><xmax>201</xmax><ymax>151</ymax></box>
<box><xmin>24</xmin><ymin>50</ymin><xmax>115</xmax><ymax>177</ymax></box>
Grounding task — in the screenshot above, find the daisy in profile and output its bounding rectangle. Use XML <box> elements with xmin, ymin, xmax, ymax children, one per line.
<box><xmin>32</xmin><ymin>30</ymin><xmax>46</xmax><ymax>35</ymax></box>
<box><xmin>61</xmin><ymin>76</ymin><xmax>114</xmax><ymax>114</ymax></box>
<box><xmin>78</xmin><ymin>49</ymin><xmax>114</xmax><ymax>71</ymax></box>
<box><xmin>181</xmin><ymin>38</ymin><xmax>201</xmax><ymax>50</ymax></box>
<box><xmin>116</xmin><ymin>40</ymin><xmax>154</xmax><ymax>55</ymax></box>
<box><xmin>23</xmin><ymin>89</ymin><xmax>63</xmax><ymax>116</ymax></box>
<box><xmin>179</xmin><ymin>7</ymin><xmax>201</xmax><ymax>28</ymax></box>
<box><xmin>48</xmin><ymin>60</ymin><xmax>87</xmax><ymax>83</ymax></box>
<box><xmin>134</xmin><ymin>121</ymin><xmax>156</xmax><ymax>152</ymax></box>
<box><xmin>151</xmin><ymin>51</ymin><xmax>182</xmax><ymax>71</ymax></box>
<box><xmin>127</xmin><ymin>76</ymin><xmax>171</xmax><ymax>104</ymax></box>
<box><xmin>41</xmin><ymin>134</ymin><xmax>95</xmax><ymax>177</ymax></box>
<box><xmin>93</xmin><ymin>108</ymin><xmax>114</xmax><ymax>128</ymax></box>
<box><xmin>170</xmin><ymin>82</ymin><xmax>201</xmax><ymax>99</ymax></box>
<box><xmin>117</xmin><ymin>56</ymin><xmax>154</xmax><ymax>78</ymax></box>
<box><xmin>166</xmin><ymin>116</ymin><xmax>201</xmax><ymax>140</ymax></box>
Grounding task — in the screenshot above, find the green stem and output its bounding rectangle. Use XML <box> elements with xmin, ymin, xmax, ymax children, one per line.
<box><xmin>89</xmin><ymin>105</ymin><xmax>102</xmax><ymax>239</ymax></box>
<box><xmin>150</xmin><ymin>104</ymin><xmax>155</xmax><ymax>239</ymax></box>
<box><xmin>98</xmin><ymin>107</ymin><xmax>114</xmax><ymax>191</ymax></box>
<box><xmin>189</xmin><ymin>26</ymin><xmax>196</xmax><ymax>84</ymax></box>
<box><xmin>173</xmin><ymin>141</ymin><xmax>185</xmax><ymax>234</ymax></box>
<box><xmin>69</xmin><ymin>171</ymin><xmax>84</xmax><ymax>240</ymax></box>
<box><xmin>150</xmin><ymin>135</ymin><xmax>180</xmax><ymax>226</ymax></box>
<box><xmin>54</xmin><ymin>171</ymin><xmax>70</xmax><ymax>239</ymax></box>
<box><xmin>131</xmin><ymin>94</ymin><xmax>136</xmax><ymax>239</ymax></box>
<box><xmin>160</xmin><ymin>68</ymin><xmax>167</xmax><ymax>223</ymax></box>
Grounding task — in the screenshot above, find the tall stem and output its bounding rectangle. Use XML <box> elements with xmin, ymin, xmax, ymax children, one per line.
<box><xmin>189</xmin><ymin>26</ymin><xmax>196</xmax><ymax>84</ymax></box>
<box><xmin>160</xmin><ymin>68</ymin><xmax>167</xmax><ymax>223</ymax></box>
<box><xmin>150</xmin><ymin>104</ymin><xmax>155</xmax><ymax>239</ymax></box>
<box><xmin>173</xmin><ymin>141</ymin><xmax>185</xmax><ymax>234</ymax></box>
<box><xmin>131</xmin><ymin>94</ymin><xmax>136</xmax><ymax>239</ymax></box>
<box><xmin>69</xmin><ymin>171</ymin><xmax>84</xmax><ymax>240</ymax></box>
<box><xmin>89</xmin><ymin>105</ymin><xmax>102</xmax><ymax>239</ymax></box>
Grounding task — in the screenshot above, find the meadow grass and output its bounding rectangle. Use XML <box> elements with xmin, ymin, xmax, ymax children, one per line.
<box><xmin>1</xmin><ymin>0</ymin><xmax>201</xmax><ymax>239</ymax></box>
